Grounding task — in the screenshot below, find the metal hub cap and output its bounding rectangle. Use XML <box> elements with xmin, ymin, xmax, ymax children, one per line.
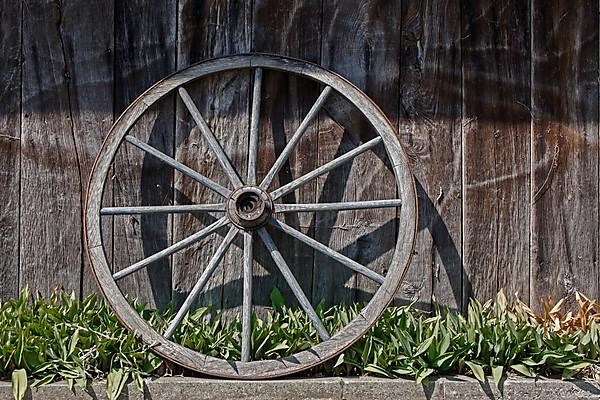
<box><xmin>227</xmin><ymin>186</ymin><xmax>273</xmax><ymax>229</ymax></box>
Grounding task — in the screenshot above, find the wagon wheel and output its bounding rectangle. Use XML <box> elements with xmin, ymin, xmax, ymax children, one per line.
<box><xmin>85</xmin><ymin>54</ymin><xmax>417</xmax><ymax>379</ymax></box>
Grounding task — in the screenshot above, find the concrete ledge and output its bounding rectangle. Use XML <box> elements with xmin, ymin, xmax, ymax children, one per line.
<box><xmin>0</xmin><ymin>376</ymin><xmax>598</xmax><ymax>400</ymax></box>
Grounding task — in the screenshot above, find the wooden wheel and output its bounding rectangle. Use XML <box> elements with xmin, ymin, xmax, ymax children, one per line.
<box><xmin>85</xmin><ymin>54</ymin><xmax>417</xmax><ymax>378</ymax></box>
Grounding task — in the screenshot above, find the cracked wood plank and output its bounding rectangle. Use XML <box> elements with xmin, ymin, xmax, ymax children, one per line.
<box><xmin>55</xmin><ymin>1</ymin><xmax>114</xmax><ymax>297</ymax></box>
<box><xmin>461</xmin><ymin>0</ymin><xmax>531</xmax><ymax>307</ymax></box>
<box><xmin>530</xmin><ymin>0</ymin><xmax>599</xmax><ymax>307</ymax></box>
<box><xmin>21</xmin><ymin>0</ymin><xmax>98</xmax><ymax>296</ymax></box>
<box><xmin>399</xmin><ymin>0</ymin><xmax>462</xmax><ymax>311</ymax></box>
<box><xmin>172</xmin><ymin>0</ymin><xmax>251</xmax><ymax>318</ymax></box>
<box><xmin>112</xmin><ymin>0</ymin><xmax>176</xmax><ymax>308</ymax></box>
<box><xmin>252</xmin><ymin>0</ymin><xmax>322</xmax><ymax>312</ymax></box>
<box><xmin>317</xmin><ymin>0</ymin><xmax>401</xmax><ymax>306</ymax></box>
<box><xmin>0</xmin><ymin>0</ymin><xmax>21</xmax><ymax>300</ymax></box>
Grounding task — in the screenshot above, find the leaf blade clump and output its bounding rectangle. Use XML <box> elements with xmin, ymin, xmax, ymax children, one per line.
<box><xmin>0</xmin><ymin>288</ymin><xmax>598</xmax><ymax>400</ymax></box>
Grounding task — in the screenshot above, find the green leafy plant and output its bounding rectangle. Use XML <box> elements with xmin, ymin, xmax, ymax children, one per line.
<box><xmin>1</xmin><ymin>288</ymin><xmax>598</xmax><ymax>400</ymax></box>
<box><xmin>1</xmin><ymin>289</ymin><xmax>161</xmax><ymax>400</ymax></box>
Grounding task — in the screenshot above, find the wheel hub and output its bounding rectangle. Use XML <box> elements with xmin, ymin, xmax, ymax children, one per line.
<box><xmin>226</xmin><ymin>186</ymin><xmax>273</xmax><ymax>229</ymax></box>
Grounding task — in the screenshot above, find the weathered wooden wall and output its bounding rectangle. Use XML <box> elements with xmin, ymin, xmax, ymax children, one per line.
<box><xmin>1</xmin><ymin>0</ymin><xmax>598</xmax><ymax>312</ymax></box>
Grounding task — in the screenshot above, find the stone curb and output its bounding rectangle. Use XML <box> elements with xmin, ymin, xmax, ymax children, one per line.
<box><xmin>0</xmin><ymin>376</ymin><xmax>598</xmax><ymax>400</ymax></box>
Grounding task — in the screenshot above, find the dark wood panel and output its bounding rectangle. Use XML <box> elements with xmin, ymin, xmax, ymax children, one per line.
<box><xmin>112</xmin><ymin>0</ymin><xmax>177</xmax><ymax>308</ymax></box>
<box><xmin>461</xmin><ymin>1</ymin><xmax>531</xmax><ymax>307</ymax></box>
<box><xmin>58</xmin><ymin>1</ymin><xmax>114</xmax><ymax>297</ymax></box>
<box><xmin>531</xmin><ymin>0</ymin><xmax>599</xmax><ymax>307</ymax></box>
<box><xmin>253</xmin><ymin>0</ymin><xmax>322</xmax><ymax>310</ymax></box>
<box><xmin>317</xmin><ymin>0</ymin><xmax>401</xmax><ymax>306</ymax></box>
<box><xmin>399</xmin><ymin>0</ymin><xmax>462</xmax><ymax>310</ymax></box>
<box><xmin>5</xmin><ymin>0</ymin><xmax>600</xmax><ymax>308</ymax></box>
<box><xmin>0</xmin><ymin>0</ymin><xmax>21</xmax><ymax>300</ymax></box>
<box><xmin>173</xmin><ymin>0</ymin><xmax>252</xmax><ymax>315</ymax></box>
<box><xmin>21</xmin><ymin>0</ymin><xmax>100</xmax><ymax>296</ymax></box>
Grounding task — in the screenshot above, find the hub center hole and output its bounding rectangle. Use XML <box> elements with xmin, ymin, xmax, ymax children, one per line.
<box><xmin>236</xmin><ymin>192</ymin><xmax>261</xmax><ymax>215</ymax></box>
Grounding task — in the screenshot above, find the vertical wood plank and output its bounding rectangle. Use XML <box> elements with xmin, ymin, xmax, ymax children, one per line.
<box><xmin>113</xmin><ymin>0</ymin><xmax>176</xmax><ymax>308</ymax></box>
<box><xmin>173</xmin><ymin>0</ymin><xmax>251</xmax><ymax>315</ymax></box>
<box><xmin>317</xmin><ymin>0</ymin><xmax>401</xmax><ymax>306</ymax></box>
<box><xmin>253</xmin><ymin>0</ymin><xmax>322</xmax><ymax>310</ymax></box>
<box><xmin>399</xmin><ymin>0</ymin><xmax>462</xmax><ymax>310</ymax></box>
<box><xmin>58</xmin><ymin>1</ymin><xmax>114</xmax><ymax>297</ymax></box>
<box><xmin>531</xmin><ymin>0</ymin><xmax>599</xmax><ymax>306</ymax></box>
<box><xmin>21</xmin><ymin>0</ymin><xmax>102</xmax><ymax>296</ymax></box>
<box><xmin>19</xmin><ymin>0</ymin><xmax>113</xmax><ymax>299</ymax></box>
<box><xmin>461</xmin><ymin>1</ymin><xmax>531</xmax><ymax>307</ymax></box>
<box><xmin>0</xmin><ymin>0</ymin><xmax>21</xmax><ymax>300</ymax></box>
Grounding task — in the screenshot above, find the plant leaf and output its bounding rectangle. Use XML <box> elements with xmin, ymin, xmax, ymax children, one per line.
<box><xmin>413</xmin><ymin>335</ymin><xmax>435</xmax><ymax>357</ymax></box>
<box><xmin>416</xmin><ymin>368</ymin><xmax>434</xmax><ymax>384</ymax></box>
<box><xmin>364</xmin><ymin>364</ymin><xmax>392</xmax><ymax>377</ymax></box>
<box><xmin>132</xmin><ymin>371</ymin><xmax>144</xmax><ymax>391</ymax></box>
<box><xmin>510</xmin><ymin>364</ymin><xmax>536</xmax><ymax>378</ymax></box>
<box><xmin>68</xmin><ymin>328</ymin><xmax>80</xmax><ymax>357</ymax></box>
<box><xmin>491</xmin><ymin>365</ymin><xmax>503</xmax><ymax>386</ymax></box>
<box><xmin>31</xmin><ymin>374</ymin><xmax>56</xmax><ymax>388</ymax></box>
<box><xmin>465</xmin><ymin>361</ymin><xmax>485</xmax><ymax>382</ymax></box>
<box><xmin>265</xmin><ymin>342</ymin><xmax>289</xmax><ymax>356</ymax></box>
<box><xmin>333</xmin><ymin>353</ymin><xmax>345</xmax><ymax>369</ymax></box>
<box><xmin>270</xmin><ymin>288</ymin><xmax>285</xmax><ymax>310</ymax></box>
<box><xmin>106</xmin><ymin>369</ymin><xmax>128</xmax><ymax>400</ymax></box>
<box><xmin>12</xmin><ymin>369</ymin><xmax>28</xmax><ymax>400</ymax></box>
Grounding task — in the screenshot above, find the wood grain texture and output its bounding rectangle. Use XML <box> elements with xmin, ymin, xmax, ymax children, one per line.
<box><xmin>166</xmin><ymin>225</ymin><xmax>238</xmax><ymax>339</ymax></box>
<box><xmin>101</xmin><ymin>204</ymin><xmax>225</xmax><ymax>215</ymax></box>
<box><xmin>461</xmin><ymin>0</ymin><xmax>531</xmax><ymax>307</ymax></box>
<box><xmin>57</xmin><ymin>0</ymin><xmax>114</xmax><ymax>297</ymax></box>
<box><xmin>6</xmin><ymin>1</ymin><xmax>600</xmax><ymax>316</ymax></box>
<box><xmin>178</xmin><ymin>87</ymin><xmax>244</xmax><ymax>188</ymax></box>
<box><xmin>253</xmin><ymin>0</ymin><xmax>322</xmax><ymax>310</ymax></box>
<box><xmin>530</xmin><ymin>0</ymin><xmax>599</xmax><ymax>307</ymax></box>
<box><xmin>318</xmin><ymin>0</ymin><xmax>401</xmax><ymax>306</ymax></box>
<box><xmin>113</xmin><ymin>218</ymin><xmax>229</xmax><ymax>281</ymax></box>
<box><xmin>257</xmin><ymin>227</ymin><xmax>330</xmax><ymax>341</ymax></box>
<box><xmin>247</xmin><ymin>68</ymin><xmax>263</xmax><ymax>186</ymax></box>
<box><xmin>270</xmin><ymin>137</ymin><xmax>383</xmax><ymax>200</ymax></box>
<box><xmin>260</xmin><ymin>86</ymin><xmax>332</xmax><ymax>190</ymax></box>
<box><xmin>21</xmin><ymin>0</ymin><xmax>108</xmax><ymax>296</ymax></box>
<box><xmin>241</xmin><ymin>231</ymin><xmax>253</xmax><ymax>361</ymax></box>
<box><xmin>124</xmin><ymin>134</ymin><xmax>230</xmax><ymax>197</ymax></box>
<box><xmin>269</xmin><ymin>218</ymin><xmax>385</xmax><ymax>284</ymax></box>
<box><xmin>274</xmin><ymin>199</ymin><xmax>401</xmax><ymax>213</ymax></box>
<box><xmin>0</xmin><ymin>0</ymin><xmax>21</xmax><ymax>300</ymax></box>
<box><xmin>112</xmin><ymin>0</ymin><xmax>176</xmax><ymax>308</ymax></box>
<box><xmin>173</xmin><ymin>0</ymin><xmax>251</xmax><ymax>316</ymax></box>
<box><xmin>399</xmin><ymin>0</ymin><xmax>462</xmax><ymax>310</ymax></box>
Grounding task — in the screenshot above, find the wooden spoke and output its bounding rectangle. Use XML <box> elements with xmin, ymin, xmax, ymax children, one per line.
<box><xmin>268</xmin><ymin>218</ymin><xmax>385</xmax><ymax>284</ymax></box>
<box><xmin>164</xmin><ymin>226</ymin><xmax>239</xmax><ymax>339</ymax></box>
<box><xmin>178</xmin><ymin>87</ymin><xmax>243</xmax><ymax>188</ymax></box>
<box><xmin>270</xmin><ymin>137</ymin><xmax>383</xmax><ymax>200</ymax></box>
<box><xmin>257</xmin><ymin>227</ymin><xmax>330</xmax><ymax>341</ymax></box>
<box><xmin>124</xmin><ymin>135</ymin><xmax>230</xmax><ymax>198</ymax></box>
<box><xmin>259</xmin><ymin>86</ymin><xmax>333</xmax><ymax>190</ymax></box>
<box><xmin>247</xmin><ymin>68</ymin><xmax>262</xmax><ymax>185</ymax></box>
<box><xmin>241</xmin><ymin>232</ymin><xmax>253</xmax><ymax>362</ymax></box>
<box><xmin>101</xmin><ymin>203</ymin><xmax>225</xmax><ymax>215</ymax></box>
<box><xmin>274</xmin><ymin>199</ymin><xmax>402</xmax><ymax>213</ymax></box>
<box><xmin>112</xmin><ymin>217</ymin><xmax>229</xmax><ymax>281</ymax></box>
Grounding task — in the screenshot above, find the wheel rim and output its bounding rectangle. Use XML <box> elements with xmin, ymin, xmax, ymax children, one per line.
<box><xmin>85</xmin><ymin>53</ymin><xmax>417</xmax><ymax>378</ymax></box>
